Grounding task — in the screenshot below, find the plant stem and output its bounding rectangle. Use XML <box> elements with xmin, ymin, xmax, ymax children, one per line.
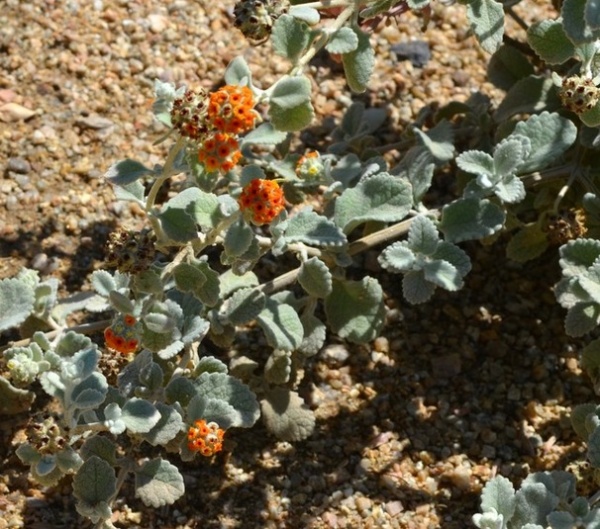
<box><xmin>299</xmin><ymin>0</ymin><xmax>354</xmax><ymax>8</ymax></box>
<box><xmin>146</xmin><ymin>135</ymin><xmax>187</xmax><ymax>244</ymax></box>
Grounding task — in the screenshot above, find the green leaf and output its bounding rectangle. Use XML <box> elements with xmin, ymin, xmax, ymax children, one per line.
<box><xmin>298</xmin><ymin>312</ymin><xmax>327</xmax><ymax>356</ymax></box>
<box><xmin>506</xmin><ymin>222</ymin><xmax>549</xmax><ymax>262</ymax></box>
<box><xmin>241</xmin><ymin>122</ymin><xmax>288</xmax><ymax>147</ymax></box>
<box><xmin>219</xmin><ymin>269</ymin><xmax>259</xmax><ymax>298</ymax></box>
<box><xmin>224</xmin><ymin>219</ymin><xmax>255</xmax><ymax>258</ymax></box>
<box><xmin>402</xmin><ymin>270</ymin><xmax>436</xmax><ymax>304</ymax></box>
<box><xmin>272</xmin><ymin>14</ymin><xmax>310</xmax><ymax>62</ymax></box>
<box><xmin>572</xmin><ymin>403</ymin><xmax>597</xmax><ymax>439</ymax></box>
<box><xmin>139</xmin><ymin>403</ymin><xmax>184</xmax><ymax>446</ymax></box>
<box><xmin>495</xmin><ymin>175</ymin><xmax>526</xmax><ymax>204</ymax></box>
<box><xmin>581</xmin><ymin>338</ymin><xmax>600</xmax><ymax>380</ymax></box>
<box><xmin>393</xmin><ymin>146</ymin><xmax>435</xmax><ymax>204</ymax></box>
<box><xmin>527</xmin><ymin>20</ymin><xmax>577</xmax><ymax>65</ymax></box>
<box><xmin>466</xmin><ymin>0</ymin><xmax>505</xmax><ymax>54</ymax></box>
<box><xmin>342</xmin><ymin>27</ymin><xmax>375</xmax><ymax>93</ymax></box>
<box><xmin>324</xmin><ymin>277</ymin><xmax>385</xmax><ymax>343</ymax></box>
<box><xmin>423</xmin><ymin>260</ymin><xmax>464</xmax><ymax>291</ymax></box>
<box><xmin>0</xmin><ymin>277</ymin><xmax>35</xmax><ymax>332</ymax></box>
<box><xmin>412</xmin><ymin>120</ymin><xmax>455</xmax><ymax>163</ymax></box>
<box><xmin>105</xmin><ymin>159</ymin><xmax>153</xmax><ymax>186</ymax></box>
<box><xmin>173</xmin><ymin>261</ymin><xmax>220</xmax><ymax>307</ymax></box>
<box><xmin>407</xmin><ymin>215</ymin><xmax>441</xmax><ymax>255</ymax></box>
<box><xmin>257</xmin><ymin>298</ymin><xmax>304</xmax><ymax>351</ymax></box>
<box><xmin>135</xmin><ymin>458</ymin><xmax>185</xmax><ymax>508</ymax></box>
<box><xmin>487</xmin><ymin>44</ymin><xmax>535</xmax><ymax>90</ymax></box>
<box><xmin>121</xmin><ymin>398</ymin><xmax>161</xmax><ymax>433</ymax></box>
<box><xmin>72</xmin><ymin>456</ymin><xmax>116</xmax><ymax>519</ymax></box>
<box><xmin>480</xmin><ymin>476</ymin><xmax>516</xmax><ymax>523</ymax></box>
<box><xmin>562</xmin><ymin>0</ymin><xmax>600</xmax><ymax>43</ymax></box>
<box><xmin>378</xmin><ymin>242</ymin><xmax>416</xmax><ymax>273</ymax></box>
<box><xmin>439</xmin><ymin>198</ymin><xmax>506</xmax><ymax>242</ymax></box>
<box><xmin>559</xmin><ymin>239</ymin><xmax>600</xmax><ymax>276</ymax></box>
<box><xmin>580</xmin><ymin>101</ymin><xmax>600</xmax><ymax>127</ymax></box>
<box><xmin>493</xmin><ymin>138</ymin><xmax>527</xmax><ymax>177</ymax></box>
<box><xmin>261</xmin><ymin>387</ymin><xmax>316</xmax><ymax>441</ymax></box>
<box><xmin>565</xmin><ymin>302</ymin><xmax>600</xmax><ymax>336</ymax></box>
<box><xmin>282</xmin><ymin>207</ymin><xmax>348</xmax><ymax>248</ymax></box>
<box><xmin>432</xmin><ymin>242</ymin><xmax>472</xmax><ymax>277</ymax></box>
<box><xmin>298</xmin><ymin>257</ymin><xmax>333</xmax><ymax>298</ymax></box>
<box><xmin>224</xmin><ymin>56</ymin><xmax>252</xmax><ymax>86</ymax></box>
<box><xmin>113</xmin><ymin>180</ymin><xmax>145</xmax><ymax>203</ymax></box>
<box><xmin>70</xmin><ymin>372</ymin><xmax>108</xmax><ymax>410</ymax></box>
<box><xmin>223</xmin><ymin>287</ymin><xmax>266</xmax><ymax>325</ymax></box>
<box><xmin>587</xmin><ymin>0</ymin><xmax>600</xmax><ymax>29</ymax></box>
<box><xmin>80</xmin><ymin>436</ymin><xmax>118</xmax><ymax>466</ymax></box>
<box><xmin>268</xmin><ymin>76</ymin><xmax>314</xmax><ymax>132</ymax></box>
<box><xmin>108</xmin><ymin>290</ymin><xmax>135</xmax><ymax>315</ymax></box>
<box><xmin>192</xmin><ymin>372</ymin><xmax>260</xmax><ymax>428</ymax></box>
<box><xmin>493</xmin><ymin>75</ymin><xmax>559</xmax><ymax>122</ymax></box>
<box><xmin>334</xmin><ymin>172</ymin><xmax>413</xmax><ymax>234</ymax></box>
<box><xmin>289</xmin><ymin>5</ymin><xmax>320</xmax><ymax>24</ymax></box>
<box><xmin>264</xmin><ymin>350</ymin><xmax>292</xmax><ymax>384</ymax></box>
<box><xmin>512</xmin><ymin>111</ymin><xmax>577</xmax><ymax>173</ymax></box>
<box><xmin>0</xmin><ymin>376</ymin><xmax>34</xmax><ymax>415</ymax></box>
<box><xmin>326</xmin><ymin>27</ymin><xmax>359</xmax><ymax>54</ymax></box>
<box><xmin>456</xmin><ymin>150</ymin><xmax>495</xmax><ymax>178</ymax></box>
<box><xmin>512</xmin><ymin>483</ymin><xmax>559</xmax><ymax>528</ymax></box>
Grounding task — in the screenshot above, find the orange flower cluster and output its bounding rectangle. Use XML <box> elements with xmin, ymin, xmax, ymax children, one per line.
<box><xmin>238</xmin><ymin>178</ymin><xmax>285</xmax><ymax>225</ymax></box>
<box><xmin>197</xmin><ymin>132</ymin><xmax>242</xmax><ymax>173</ymax></box>
<box><xmin>104</xmin><ymin>314</ymin><xmax>140</xmax><ymax>354</ymax></box>
<box><xmin>207</xmin><ymin>85</ymin><xmax>258</xmax><ymax>135</ymax></box>
<box><xmin>187</xmin><ymin>419</ymin><xmax>225</xmax><ymax>457</ymax></box>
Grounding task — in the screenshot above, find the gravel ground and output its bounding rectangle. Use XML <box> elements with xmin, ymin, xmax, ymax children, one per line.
<box><xmin>0</xmin><ymin>0</ymin><xmax>594</xmax><ymax>528</ymax></box>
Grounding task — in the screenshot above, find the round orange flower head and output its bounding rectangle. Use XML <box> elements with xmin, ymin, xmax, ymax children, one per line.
<box><xmin>198</xmin><ymin>132</ymin><xmax>242</xmax><ymax>173</ymax></box>
<box><xmin>187</xmin><ymin>419</ymin><xmax>225</xmax><ymax>457</ymax></box>
<box><xmin>207</xmin><ymin>85</ymin><xmax>259</xmax><ymax>135</ymax></box>
<box><xmin>104</xmin><ymin>313</ymin><xmax>141</xmax><ymax>354</ymax></box>
<box><xmin>296</xmin><ymin>151</ymin><xmax>324</xmax><ymax>181</ymax></box>
<box><xmin>171</xmin><ymin>88</ymin><xmax>210</xmax><ymax>140</ymax></box>
<box><xmin>238</xmin><ymin>178</ymin><xmax>285</xmax><ymax>225</ymax></box>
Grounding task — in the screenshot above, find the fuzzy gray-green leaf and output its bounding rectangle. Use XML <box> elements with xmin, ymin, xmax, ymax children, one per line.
<box><xmin>282</xmin><ymin>207</ymin><xmax>347</xmax><ymax>247</ymax></box>
<box><xmin>466</xmin><ymin>0</ymin><xmax>504</xmax><ymax>54</ymax></box>
<box><xmin>139</xmin><ymin>403</ymin><xmax>184</xmax><ymax>446</ymax></box>
<box><xmin>121</xmin><ymin>398</ymin><xmax>161</xmax><ymax>433</ymax></box>
<box><xmin>562</xmin><ymin>0</ymin><xmax>600</xmax><ymax>43</ymax></box>
<box><xmin>407</xmin><ymin>215</ymin><xmax>440</xmax><ymax>255</ymax></box>
<box><xmin>135</xmin><ymin>458</ymin><xmax>184</xmax><ymax>508</ymax></box>
<box><xmin>527</xmin><ymin>19</ymin><xmax>577</xmax><ymax>65</ymax></box>
<box><xmin>224</xmin><ymin>56</ymin><xmax>252</xmax><ymax>86</ymax></box>
<box><xmin>480</xmin><ymin>475</ymin><xmax>516</xmax><ymax>522</ymax></box>
<box><xmin>0</xmin><ymin>277</ymin><xmax>35</xmax><ymax>332</ymax></box>
<box><xmin>261</xmin><ymin>387</ymin><xmax>315</xmax><ymax>441</ymax></box>
<box><xmin>402</xmin><ymin>270</ymin><xmax>436</xmax><ymax>304</ymax></box>
<box><xmin>298</xmin><ymin>312</ymin><xmax>326</xmax><ymax>356</ymax></box>
<box><xmin>559</xmin><ymin>239</ymin><xmax>600</xmax><ymax>277</ymax></box>
<box><xmin>257</xmin><ymin>298</ymin><xmax>304</xmax><ymax>351</ymax></box>
<box><xmin>272</xmin><ymin>14</ymin><xmax>310</xmax><ymax>62</ymax></box>
<box><xmin>223</xmin><ymin>287</ymin><xmax>266</xmax><ymax>325</ymax></box>
<box><xmin>342</xmin><ymin>27</ymin><xmax>375</xmax><ymax>93</ymax></box>
<box><xmin>73</xmin><ymin>456</ymin><xmax>116</xmax><ymax>511</ymax></box>
<box><xmin>487</xmin><ymin>44</ymin><xmax>535</xmax><ymax>90</ymax></box>
<box><xmin>268</xmin><ymin>76</ymin><xmax>314</xmax><ymax>132</ymax></box>
<box><xmin>439</xmin><ymin>198</ymin><xmax>505</xmax><ymax>243</ymax></box>
<box><xmin>105</xmin><ymin>159</ymin><xmax>153</xmax><ymax>186</ymax></box>
<box><xmin>565</xmin><ymin>302</ymin><xmax>600</xmax><ymax>336</ymax></box>
<box><xmin>326</xmin><ymin>27</ymin><xmax>359</xmax><ymax>54</ymax></box>
<box><xmin>512</xmin><ymin>112</ymin><xmax>577</xmax><ymax>173</ymax></box>
<box><xmin>378</xmin><ymin>242</ymin><xmax>416</xmax><ymax>273</ymax></box>
<box><xmin>324</xmin><ymin>277</ymin><xmax>385</xmax><ymax>343</ymax></box>
<box><xmin>334</xmin><ymin>173</ymin><xmax>412</xmax><ymax>234</ymax></box>
<box><xmin>298</xmin><ymin>257</ymin><xmax>333</xmax><ymax>298</ymax></box>
<box><xmin>493</xmin><ymin>75</ymin><xmax>558</xmax><ymax>122</ymax></box>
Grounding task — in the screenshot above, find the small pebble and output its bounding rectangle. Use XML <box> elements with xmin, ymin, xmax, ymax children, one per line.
<box><xmin>7</xmin><ymin>157</ymin><xmax>31</xmax><ymax>174</ymax></box>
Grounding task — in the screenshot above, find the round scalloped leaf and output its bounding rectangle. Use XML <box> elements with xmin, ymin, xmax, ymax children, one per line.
<box><xmin>588</xmin><ymin>426</ymin><xmax>600</xmax><ymax>467</ymax></box>
<box><xmin>261</xmin><ymin>388</ymin><xmax>315</xmax><ymax>441</ymax></box>
<box><xmin>581</xmin><ymin>338</ymin><xmax>600</xmax><ymax>380</ymax></box>
<box><xmin>402</xmin><ymin>270</ymin><xmax>436</xmax><ymax>304</ymax></box>
<box><xmin>73</xmin><ymin>456</ymin><xmax>116</xmax><ymax>512</ymax></box>
<box><xmin>565</xmin><ymin>302</ymin><xmax>600</xmax><ymax>337</ymax></box>
<box><xmin>495</xmin><ymin>175</ymin><xmax>526</xmax><ymax>204</ymax></box>
<box><xmin>224</xmin><ymin>56</ymin><xmax>252</xmax><ymax>86</ymax></box>
<box><xmin>493</xmin><ymin>75</ymin><xmax>558</xmax><ymax>123</ymax></box>
<box><xmin>135</xmin><ymin>458</ymin><xmax>184</xmax><ymax>508</ymax></box>
<box><xmin>121</xmin><ymin>398</ymin><xmax>161</xmax><ymax>434</ymax></box>
<box><xmin>407</xmin><ymin>215</ymin><xmax>440</xmax><ymax>255</ymax></box>
<box><xmin>465</xmin><ymin>0</ymin><xmax>504</xmax><ymax>54</ymax></box>
<box><xmin>0</xmin><ymin>277</ymin><xmax>35</xmax><ymax>332</ymax></box>
<box><xmin>480</xmin><ymin>475</ymin><xmax>516</xmax><ymax>522</ymax></box>
<box><xmin>272</xmin><ymin>14</ymin><xmax>310</xmax><ymax>62</ymax></box>
<box><xmin>422</xmin><ymin>260</ymin><xmax>464</xmax><ymax>291</ymax></box>
<box><xmin>298</xmin><ymin>312</ymin><xmax>326</xmax><ymax>357</ymax></box>
<box><xmin>580</xmin><ymin>100</ymin><xmax>600</xmax><ymax>128</ymax></box>
<box><xmin>571</xmin><ymin>403</ymin><xmax>597</xmax><ymax>440</ymax></box>
<box><xmin>487</xmin><ymin>44</ymin><xmax>535</xmax><ymax>90</ymax></box>
<box><xmin>138</xmin><ymin>402</ymin><xmax>184</xmax><ymax>446</ymax></box>
<box><xmin>562</xmin><ymin>0</ymin><xmax>600</xmax><ymax>44</ymax></box>
<box><xmin>264</xmin><ymin>350</ymin><xmax>292</xmax><ymax>385</ymax></box>
<box><xmin>378</xmin><ymin>242</ymin><xmax>415</xmax><ymax>273</ymax></box>
<box><xmin>282</xmin><ymin>207</ymin><xmax>347</xmax><ymax>247</ymax></box>
<box><xmin>257</xmin><ymin>298</ymin><xmax>304</xmax><ymax>351</ymax></box>
<box><xmin>289</xmin><ymin>5</ymin><xmax>320</xmax><ymax>24</ymax></box>
<box><xmin>432</xmin><ymin>242</ymin><xmax>472</xmax><ymax>277</ymax></box>
<box><xmin>90</xmin><ymin>270</ymin><xmax>117</xmax><ymax>297</ymax></box>
<box><xmin>70</xmin><ymin>372</ymin><xmax>108</xmax><ymax>410</ymax></box>
<box><xmin>0</xmin><ymin>376</ymin><xmax>34</xmax><ymax>415</ymax></box>
<box><xmin>333</xmin><ymin>173</ymin><xmax>413</xmax><ymax>234</ymax></box>
<box><xmin>222</xmin><ymin>287</ymin><xmax>266</xmax><ymax>325</ymax></box>
<box><xmin>559</xmin><ymin>239</ymin><xmax>600</xmax><ymax>277</ymax></box>
<box><xmin>326</xmin><ymin>27</ymin><xmax>359</xmax><ymax>54</ymax></box>
<box><xmin>298</xmin><ymin>257</ymin><xmax>332</xmax><ymax>298</ymax></box>
<box><xmin>439</xmin><ymin>198</ymin><xmax>505</xmax><ymax>243</ymax></box>
<box><xmin>324</xmin><ymin>277</ymin><xmax>385</xmax><ymax>343</ymax></box>
<box><xmin>527</xmin><ymin>19</ymin><xmax>576</xmax><ymax>65</ymax></box>
<box><xmin>342</xmin><ymin>26</ymin><xmax>375</xmax><ymax>93</ymax></box>
<box><xmin>193</xmin><ymin>372</ymin><xmax>260</xmax><ymax>428</ymax></box>
<box><xmin>80</xmin><ymin>435</ymin><xmax>118</xmax><ymax>465</ymax></box>
<box><xmin>224</xmin><ymin>219</ymin><xmax>255</xmax><ymax>258</ymax></box>
<box><xmin>268</xmin><ymin>76</ymin><xmax>314</xmax><ymax>132</ymax></box>
<box><xmin>36</xmin><ymin>456</ymin><xmax>56</xmax><ymax>478</ymax></box>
